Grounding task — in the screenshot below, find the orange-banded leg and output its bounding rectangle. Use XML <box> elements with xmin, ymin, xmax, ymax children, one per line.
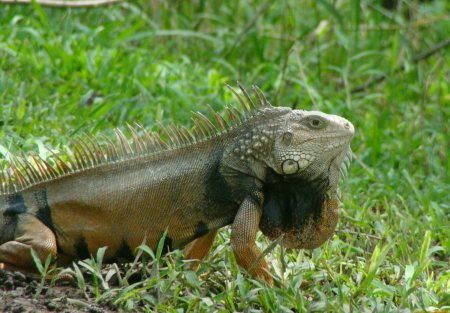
<box><xmin>184</xmin><ymin>230</ymin><xmax>218</xmax><ymax>271</ymax></box>
<box><xmin>231</xmin><ymin>195</ymin><xmax>273</xmax><ymax>285</ymax></box>
<box><xmin>0</xmin><ymin>214</ymin><xmax>57</xmax><ymax>277</ymax></box>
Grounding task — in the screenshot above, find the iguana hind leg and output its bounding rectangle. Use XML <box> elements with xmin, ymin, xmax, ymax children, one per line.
<box><xmin>0</xmin><ymin>214</ymin><xmax>57</xmax><ymax>274</ymax></box>
<box><xmin>184</xmin><ymin>230</ymin><xmax>218</xmax><ymax>271</ymax></box>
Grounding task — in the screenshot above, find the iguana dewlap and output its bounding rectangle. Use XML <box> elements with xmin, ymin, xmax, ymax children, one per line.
<box><xmin>0</xmin><ymin>85</ymin><xmax>354</xmax><ymax>284</ymax></box>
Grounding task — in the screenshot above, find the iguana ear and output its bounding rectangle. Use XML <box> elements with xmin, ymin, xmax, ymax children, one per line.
<box><xmin>281</xmin><ymin>131</ymin><xmax>293</xmax><ymax>146</ymax></box>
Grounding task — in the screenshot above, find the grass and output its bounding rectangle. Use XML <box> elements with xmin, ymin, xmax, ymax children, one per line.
<box><xmin>0</xmin><ymin>0</ymin><xmax>449</xmax><ymax>311</ymax></box>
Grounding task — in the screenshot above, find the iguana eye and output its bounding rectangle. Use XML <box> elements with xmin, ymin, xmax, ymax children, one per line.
<box><xmin>307</xmin><ymin>116</ymin><xmax>327</xmax><ymax>129</ymax></box>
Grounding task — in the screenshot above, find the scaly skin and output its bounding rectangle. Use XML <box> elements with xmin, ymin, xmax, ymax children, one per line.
<box><xmin>0</xmin><ymin>88</ymin><xmax>354</xmax><ymax>284</ymax></box>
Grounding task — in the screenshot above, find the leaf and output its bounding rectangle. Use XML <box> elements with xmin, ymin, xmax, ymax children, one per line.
<box><xmin>419</xmin><ymin>230</ymin><xmax>431</xmax><ymax>264</ymax></box>
<box><xmin>96</xmin><ymin>246</ymin><xmax>107</xmax><ymax>268</ymax></box>
<box><xmin>156</xmin><ymin>229</ymin><xmax>168</xmax><ymax>260</ymax></box>
<box><xmin>404</xmin><ymin>264</ymin><xmax>415</xmax><ymax>284</ymax></box>
<box><xmin>356</xmin><ymin>241</ymin><xmax>395</xmax><ymax>294</ymax></box>
<box><xmin>71</xmin><ymin>263</ymin><xmax>87</xmax><ymax>296</ymax></box>
<box><xmin>30</xmin><ymin>248</ymin><xmax>44</xmax><ymax>274</ymax></box>
<box><xmin>137</xmin><ymin>244</ymin><xmax>156</xmax><ymax>260</ymax></box>
<box><xmin>30</xmin><ymin>0</ymin><xmax>50</xmax><ymax>27</ymax></box>
<box><xmin>184</xmin><ymin>270</ymin><xmax>200</xmax><ymax>289</ymax></box>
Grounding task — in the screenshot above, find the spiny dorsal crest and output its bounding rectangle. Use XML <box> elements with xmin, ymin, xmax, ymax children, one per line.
<box><xmin>0</xmin><ymin>84</ymin><xmax>271</xmax><ymax>194</ymax></box>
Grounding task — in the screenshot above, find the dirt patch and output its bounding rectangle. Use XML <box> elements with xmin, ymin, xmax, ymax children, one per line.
<box><xmin>0</xmin><ymin>270</ymin><xmax>117</xmax><ymax>313</ymax></box>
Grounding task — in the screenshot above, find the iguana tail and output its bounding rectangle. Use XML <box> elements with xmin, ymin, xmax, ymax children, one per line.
<box><xmin>0</xmin><ymin>192</ymin><xmax>58</xmax><ymax>272</ymax></box>
<box><xmin>0</xmin><ymin>194</ymin><xmax>22</xmax><ymax>245</ymax></box>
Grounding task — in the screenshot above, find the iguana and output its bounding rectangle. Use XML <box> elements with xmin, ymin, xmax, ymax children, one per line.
<box><xmin>0</xmin><ymin>85</ymin><xmax>354</xmax><ymax>284</ymax></box>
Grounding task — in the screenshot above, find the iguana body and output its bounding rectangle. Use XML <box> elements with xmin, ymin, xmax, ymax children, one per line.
<box><xmin>0</xmin><ymin>85</ymin><xmax>354</xmax><ymax>283</ymax></box>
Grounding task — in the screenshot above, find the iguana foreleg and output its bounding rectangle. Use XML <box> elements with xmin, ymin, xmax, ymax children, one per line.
<box><xmin>184</xmin><ymin>230</ymin><xmax>218</xmax><ymax>271</ymax></box>
<box><xmin>231</xmin><ymin>194</ymin><xmax>272</xmax><ymax>285</ymax></box>
<box><xmin>0</xmin><ymin>214</ymin><xmax>57</xmax><ymax>273</ymax></box>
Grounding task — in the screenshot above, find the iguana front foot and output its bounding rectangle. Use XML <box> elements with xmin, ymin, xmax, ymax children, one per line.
<box><xmin>232</xmin><ymin>241</ymin><xmax>273</xmax><ymax>285</ymax></box>
<box><xmin>231</xmin><ymin>194</ymin><xmax>273</xmax><ymax>286</ymax></box>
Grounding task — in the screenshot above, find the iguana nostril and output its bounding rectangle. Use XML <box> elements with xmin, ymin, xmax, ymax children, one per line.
<box><xmin>281</xmin><ymin>159</ymin><xmax>299</xmax><ymax>175</ymax></box>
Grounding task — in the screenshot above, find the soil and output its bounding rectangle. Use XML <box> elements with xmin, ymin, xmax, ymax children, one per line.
<box><xmin>0</xmin><ymin>269</ymin><xmax>118</xmax><ymax>313</ymax></box>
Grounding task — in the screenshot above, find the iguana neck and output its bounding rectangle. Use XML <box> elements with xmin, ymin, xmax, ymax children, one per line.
<box><xmin>220</xmin><ymin>111</ymin><xmax>289</xmax><ymax>182</ymax></box>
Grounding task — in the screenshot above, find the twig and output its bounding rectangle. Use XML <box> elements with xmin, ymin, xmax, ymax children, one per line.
<box><xmin>0</xmin><ymin>0</ymin><xmax>121</xmax><ymax>7</ymax></box>
<box><xmin>413</xmin><ymin>38</ymin><xmax>450</xmax><ymax>62</ymax></box>
<box><xmin>337</xmin><ymin>230</ymin><xmax>382</xmax><ymax>240</ymax></box>
<box><xmin>351</xmin><ymin>38</ymin><xmax>450</xmax><ymax>93</ymax></box>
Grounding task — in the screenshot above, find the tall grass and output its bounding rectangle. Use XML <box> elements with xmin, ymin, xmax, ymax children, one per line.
<box><xmin>0</xmin><ymin>0</ymin><xmax>449</xmax><ymax>311</ymax></box>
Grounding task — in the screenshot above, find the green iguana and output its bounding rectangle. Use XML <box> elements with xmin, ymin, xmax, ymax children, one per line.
<box><xmin>0</xmin><ymin>85</ymin><xmax>354</xmax><ymax>284</ymax></box>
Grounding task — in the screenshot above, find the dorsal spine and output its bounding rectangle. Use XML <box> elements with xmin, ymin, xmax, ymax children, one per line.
<box><xmin>0</xmin><ymin>85</ymin><xmax>272</xmax><ymax>195</ymax></box>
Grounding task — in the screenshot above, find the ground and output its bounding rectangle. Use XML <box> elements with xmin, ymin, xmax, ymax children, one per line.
<box><xmin>0</xmin><ymin>270</ymin><xmax>111</xmax><ymax>313</ymax></box>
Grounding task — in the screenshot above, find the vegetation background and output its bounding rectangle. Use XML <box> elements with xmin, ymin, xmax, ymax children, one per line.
<box><xmin>0</xmin><ymin>0</ymin><xmax>448</xmax><ymax>312</ymax></box>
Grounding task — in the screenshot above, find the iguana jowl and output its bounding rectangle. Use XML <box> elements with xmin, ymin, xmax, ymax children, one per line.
<box><xmin>0</xmin><ymin>85</ymin><xmax>354</xmax><ymax>284</ymax></box>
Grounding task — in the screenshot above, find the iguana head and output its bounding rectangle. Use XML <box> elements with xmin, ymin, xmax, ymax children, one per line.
<box><xmin>271</xmin><ymin>109</ymin><xmax>354</xmax><ymax>184</ymax></box>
